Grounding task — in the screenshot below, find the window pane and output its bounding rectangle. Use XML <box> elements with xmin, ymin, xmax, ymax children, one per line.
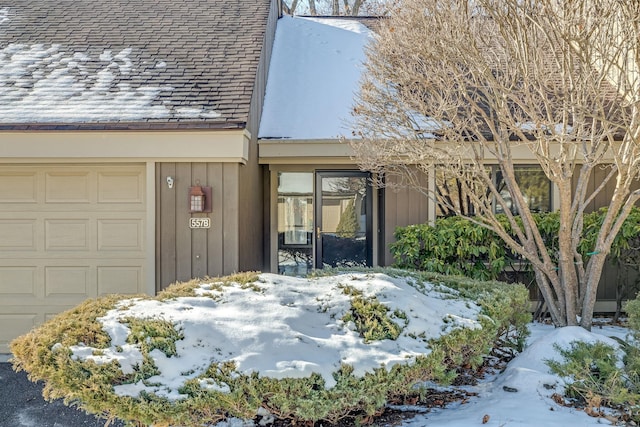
<box><xmin>436</xmin><ymin>165</ymin><xmax>551</xmax><ymax>217</ymax></box>
<box><xmin>435</xmin><ymin>172</ymin><xmax>475</xmax><ymax>217</ymax></box>
<box><xmin>319</xmin><ymin>175</ymin><xmax>368</xmax><ymax>268</ymax></box>
<box><xmin>277</xmin><ymin>172</ymin><xmax>313</xmax><ymax>275</ymax></box>
<box><xmin>497</xmin><ymin>166</ymin><xmax>551</xmax><ymax>214</ymax></box>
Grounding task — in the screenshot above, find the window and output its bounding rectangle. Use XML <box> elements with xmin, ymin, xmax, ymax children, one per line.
<box><xmin>495</xmin><ymin>166</ymin><xmax>551</xmax><ymax>214</ymax></box>
<box><xmin>436</xmin><ymin>165</ymin><xmax>551</xmax><ymax>217</ymax></box>
<box><xmin>277</xmin><ymin>172</ymin><xmax>313</xmax><ymax>275</ymax></box>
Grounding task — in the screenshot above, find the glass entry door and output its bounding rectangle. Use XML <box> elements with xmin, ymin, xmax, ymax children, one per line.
<box><xmin>315</xmin><ymin>171</ymin><xmax>372</xmax><ymax>269</ymax></box>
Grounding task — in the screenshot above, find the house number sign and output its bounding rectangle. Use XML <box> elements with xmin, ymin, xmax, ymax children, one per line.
<box><xmin>189</xmin><ymin>218</ymin><xmax>211</xmax><ymax>229</ymax></box>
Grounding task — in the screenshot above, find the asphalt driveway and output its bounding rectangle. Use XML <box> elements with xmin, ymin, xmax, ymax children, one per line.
<box><xmin>0</xmin><ymin>361</ymin><xmax>124</xmax><ymax>427</ymax></box>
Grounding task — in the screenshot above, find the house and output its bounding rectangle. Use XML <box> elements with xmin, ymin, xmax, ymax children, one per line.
<box><xmin>256</xmin><ymin>14</ymin><xmax>637</xmax><ymax>314</ymax></box>
<box><xmin>257</xmin><ymin>16</ymin><xmax>430</xmax><ymax>275</ymax></box>
<box><xmin>0</xmin><ymin>0</ymin><xmax>280</xmax><ymax>352</ymax></box>
<box><xmin>0</xmin><ymin>0</ymin><xmax>629</xmax><ymax>352</ymax></box>
<box><xmin>0</xmin><ymin>2</ymin><xmax>430</xmax><ymax>352</ymax></box>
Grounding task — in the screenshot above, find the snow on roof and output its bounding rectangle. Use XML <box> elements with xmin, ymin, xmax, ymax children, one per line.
<box><xmin>0</xmin><ymin>0</ymin><xmax>273</xmax><ymax>127</ymax></box>
<box><xmin>0</xmin><ymin>45</ymin><xmax>192</xmax><ymax>122</ymax></box>
<box><xmin>258</xmin><ymin>15</ymin><xmax>372</xmax><ymax>140</ymax></box>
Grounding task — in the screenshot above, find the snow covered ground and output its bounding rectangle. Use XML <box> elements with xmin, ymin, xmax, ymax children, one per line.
<box><xmin>63</xmin><ymin>272</ymin><xmax>630</xmax><ymax>427</ymax></box>
<box><xmin>395</xmin><ymin>322</ymin><xmax>628</xmax><ymax>427</ymax></box>
<box><xmin>215</xmin><ymin>323</ymin><xmax>629</xmax><ymax>427</ymax></box>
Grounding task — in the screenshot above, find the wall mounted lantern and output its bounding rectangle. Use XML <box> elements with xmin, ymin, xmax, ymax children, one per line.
<box><xmin>189</xmin><ymin>182</ymin><xmax>212</xmax><ymax>213</ymax></box>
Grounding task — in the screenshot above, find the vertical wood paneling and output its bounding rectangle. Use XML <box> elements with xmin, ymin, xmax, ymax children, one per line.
<box><xmin>223</xmin><ymin>163</ymin><xmax>239</xmax><ymax>274</ymax></box>
<box><xmin>191</xmin><ymin>163</ymin><xmax>208</xmax><ymax>279</ymax></box>
<box><xmin>157</xmin><ymin>162</ymin><xmax>236</xmax><ymax>290</ymax></box>
<box><xmin>208</xmin><ymin>163</ymin><xmax>224</xmax><ymax>276</ymax></box>
<box><xmin>382</xmin><ymin>171</ymin><xmax>431</xmax><ymax>266</ymax></box>
<box><xmin>158</xmin><ymin>163</ymin><xmax>176</xmax><ymax>290</ymax></box>
<box><xmin>174</xmin><ymin>165</ymin><xmax>192</xmax><ymax>283</ymax></box>
<box><xmin>383</xmin><ymin>189</ymin><xmax>398</xmax><ymax>266</ymax></box>
<box><xmin>238</xmin><ymin>143</ymin><xmax>265</xmax><ymax>272</ymax></box>
<box><xmin>262</xmin><ymin>167</ymin><xmax>271</xmax><ymax>272</ymax></box>
<box><xmin>395</xmin><ymin>186</ymin><xmax>409</xmax><ymax>229</ymax></box>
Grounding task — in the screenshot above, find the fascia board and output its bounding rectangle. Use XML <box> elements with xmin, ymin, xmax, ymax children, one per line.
<box><xmin>0</xmin><ymin>130</ymin><xmax>250</xmax><ymax>164</ymax></box>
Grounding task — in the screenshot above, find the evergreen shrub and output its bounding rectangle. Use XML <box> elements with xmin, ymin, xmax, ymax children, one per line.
<box><xmin>390</xmin><ymin>209</ymin><xmax>640</xmax><ymax>306</ymax></box>
<box><xmin>546</xmin><ymin>293</ymin><xmax>640</xmax><ymax>422</ymax></box>
<box><xmin>11</xmin><ymin>270</ymin><xmax>530</xmax><ymax>426</ymax></box>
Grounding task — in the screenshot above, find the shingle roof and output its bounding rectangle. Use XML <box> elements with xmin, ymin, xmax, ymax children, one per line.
<box><xmin>0</xmin><ymin>0</ymin><xmax>273</xmax><ymax>129</ymax></box>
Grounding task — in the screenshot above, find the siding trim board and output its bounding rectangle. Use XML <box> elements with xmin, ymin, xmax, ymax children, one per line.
<box><xmin>0</xmin><ymin>130</ymin><xmax>251</xmax><ymax>163</ymax></box>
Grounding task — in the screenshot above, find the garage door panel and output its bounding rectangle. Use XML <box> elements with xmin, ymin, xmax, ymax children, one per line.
<box><xmin>0</xmin><ymin>172</ymin><xmax>38</xmax><ymax>203</ymax></box>
<box><xmin>45</xmin><ymin>172</ymin><xmax>91</xmax><ymax>203</ymax></box>
<box><xmin>0</xmin><ymin>219</ymin><xmax>36</xmax><ymax>250</ymax></box>
<box><xmin>44</xmin><ymin>266</ymin><xmax>92</xmax><ymax>297</ymax></box>
<box><xmin>0</xmin><ymin>314</ymin><xmax>39</xmax><ymax>353</ymax></box>
<box><xmin>0</xmin><ymin>163</ymin><xmax>147</xmax><ymax>354</ymax></box>
<box><xmin>97</xmin><ymin>219</ymin><xmax>144</xmax><ymax>251</ymax></box>
<box><xmin>98</xmin><ymin>266</ymin><xmax>144</xmax><ymax>295</ymax></box>
<box><xmin>45</xmin><ymin>219</ymin><xmax>90</xmax><ymax>251</ymax></box>
<box><xmin>98</xmin><ymin>170</ymin><xmax>145</xmax><ymax>204</ymax></box>
<box><xmin>0</xmin><ymin>267</ymin><xmax>37</xmax><ymax>296</ymax></box>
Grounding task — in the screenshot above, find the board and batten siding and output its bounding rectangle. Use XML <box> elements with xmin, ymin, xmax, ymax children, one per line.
<box><xmin>235</xmin><ymin>0</ymin><xmax>279</xmax><ymax>273</ymax></box>
<box><xmin>382</xmin><ymin>172</ymin><xmax>431</xmax><ymax>266</ymax></box>
<box><xmin>156</xmin><ymin>162</ymin><xmax>241</xmax><ymax>291</ymax></box>
<box><xmin>571</xmin><ymin>166</ymin><xmax>640</xmax><ymax>308</ymax></box>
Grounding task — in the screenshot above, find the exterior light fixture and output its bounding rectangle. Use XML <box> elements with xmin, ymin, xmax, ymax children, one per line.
<box><xmin>189</xmin><ymin>181</ymin><xmax>212</xmax><ymax>213</ymax></box>
<box><xmin>189</xmin><ymin>185</ymin><xmax>205</xmax><ymax>212</ymax></box>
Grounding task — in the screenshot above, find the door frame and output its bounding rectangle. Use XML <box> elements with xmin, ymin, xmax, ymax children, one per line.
<box><xmin>314</xmin><ymin>170</ymin><xmax>373</xmax><ymax>269</ymax></box>
<box><xmin>269</xmin><ymin>166</ymin><xmax>380</xmax><ymax>274</ymax></box>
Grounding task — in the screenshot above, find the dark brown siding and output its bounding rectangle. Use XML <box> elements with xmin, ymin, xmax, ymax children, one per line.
<box><xmin>156</xmin><ymin>1</ymin><xmax>280</xmax><ymax>286</ymax></box>
<box><xmin>237</xmin><ymin>0</ymin><xmax>280</xmax><ymax>272</ymax></box>
<box><xmin>156</xmin><ymin>162</ymin><xmax>240</xmax><ymax>291</ymax></box>
<box><xmin>382</xmin><ymin>172</ymin><xmax>431</xmax><ymax>265</ymax></box>
<box><xmin>570</xmin><ymin>165</ymin><xmax>640</xmax><ymax>308</ymax></box>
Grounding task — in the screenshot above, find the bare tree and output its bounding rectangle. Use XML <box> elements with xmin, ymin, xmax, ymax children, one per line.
<box><xmin>351</xmin><ymin>0</ymin><xmax>640</xmax><ymax>329</ymax></box>
<box><xmin>282</xmin><ymin>0</ymin><xmax>369</xmax><ymax>15</ymax></box>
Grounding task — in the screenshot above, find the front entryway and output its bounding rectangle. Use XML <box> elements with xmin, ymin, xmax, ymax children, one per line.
<box><xmin>315</xmin><ymin>171</ymin><xmax>372</xmax><ymax>269</ymax></box>
<box><xmin>275</xmin><ymin>170</ymin><xmax>373</xmax><ymax>275</ymax></box>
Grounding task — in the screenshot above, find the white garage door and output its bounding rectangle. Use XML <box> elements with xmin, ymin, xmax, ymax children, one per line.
<box><xmin>0</xmin><ymin>164</ymin><xmax>147</xmax><ymax>353</ymax></box>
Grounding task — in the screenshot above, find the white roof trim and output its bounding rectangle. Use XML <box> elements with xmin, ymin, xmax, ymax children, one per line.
<box><xmin>0</xmin><ymin>129</ymin><xmax>250</xmax><ymax>163</ymax></box>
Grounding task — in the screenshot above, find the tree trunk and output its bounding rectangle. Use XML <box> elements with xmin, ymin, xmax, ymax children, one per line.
<box><xmin>532</xmin><ymin>267</ymin><xmax>567</xmax><ymax>326</ymax></box>
<box><xmin>309</xmin><ymin>0</ymin><xmax>317</xmax><ymax>15</ymax></box>
<box><xmin>290</xmin><ymin>0</ymin><xmax>299</xmax><ymax>14</ymax></box>
<box><xmin>580</xmin><ymin>252</ymin><xmax>609</xmax><ymax>329</ymax></box>
<box><xmin>343</xmin><ymin>0</ymin><xmax>351</xmax><ymax>15</ymax></box>
<box><xmin>352</xmin><ymin>0</ymin><xmax>364</xmax><ymax>15</ymax></box>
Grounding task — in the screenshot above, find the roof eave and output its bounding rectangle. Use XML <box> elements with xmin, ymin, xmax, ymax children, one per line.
<box><xmin>0</xmin><ymin>121</ymin><xmax>248</xmax><ymax>132</ymax></box>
